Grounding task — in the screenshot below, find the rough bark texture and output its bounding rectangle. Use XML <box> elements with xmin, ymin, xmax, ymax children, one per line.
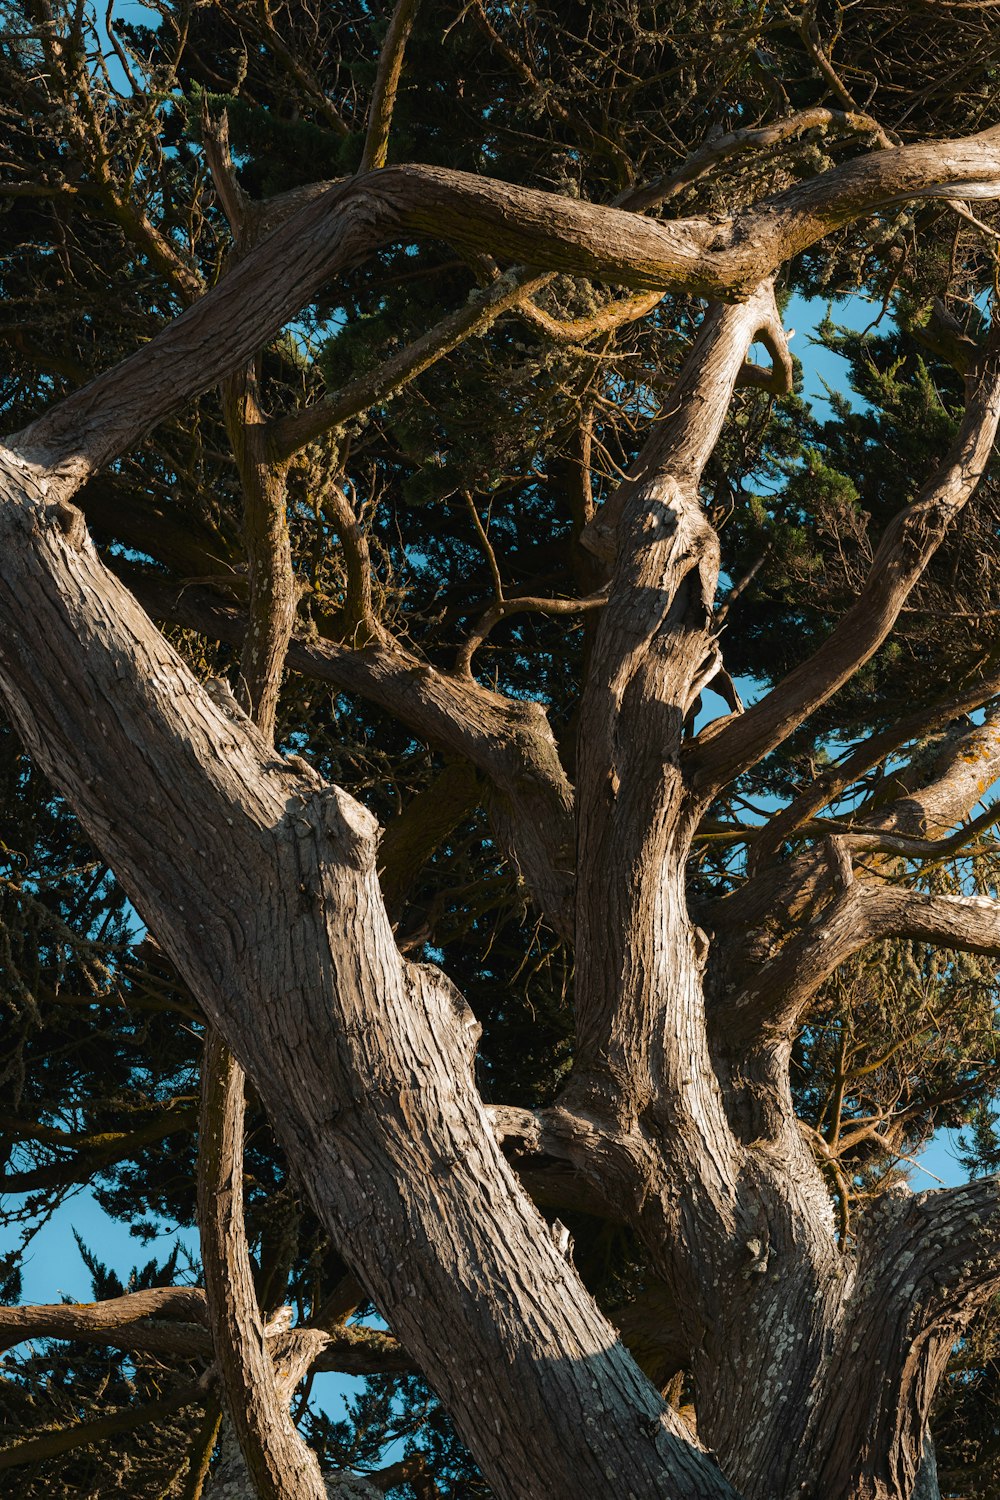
<box><xmin>0</xmin><ymin>453</ymin><xmax>731</xmax><ymax>1499</ymax></box>
<box><xmin>5</xmin><ymin>117</ymin><xmax>1000</xmax><ymax>1498</ymax></box>
<box><xmin>198</xmin><ymin>1030</ymin><xmax>327</xmax><ymax>1499</ymax></box>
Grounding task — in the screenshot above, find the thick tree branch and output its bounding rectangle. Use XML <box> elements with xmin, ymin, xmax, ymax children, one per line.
<box><xmin>720</xmin><ymin>879</ymin><xmax>877</xmax><ymax>1044</ymax></box>
<box><xmin>571</xmin><ymin>285</ymin><xmax>782</xmax><ymax>1126</ymax></box>
<box><xmin>19</xmin><ymin>130</ymin><xmax>1000</xmax><ymax>480</ymax></box>
<box><xmin>0</xmin><ymin>449</ymin><xmax>734</xmax><ymax>1500</ymax></box>
<box><xmin>0</xmin><ymin>1285</ymin><xmax>207</xmax><ymax>1355</ymax></box>
<box><xmin>809</xmin><ymin>1178</ymin><xmax>1000</xmax><ymax>1498</ymax></box>
<box><xmin>0</xmin><ymin>1284</ymin><xmax>413</xmax><ymax>1372</ymax></box>
<box><xmin>723</xmin><ymin>875</ymin><xmax>1000</xmax><ymax>1050</ymax></box>
<box><xmin>872</xmin><ymin>699</ymin><xmax>1000</xmax><ymax>840</ymax></box>
<box><xmin>867</xmin><ymin>884</ymin><xmax>1000</xmax><ymax>955</ymax></box>
<box><xmin>124</xmin><ymin>572</ymin><xmax>577</xmax><ymax>938</ymax></box>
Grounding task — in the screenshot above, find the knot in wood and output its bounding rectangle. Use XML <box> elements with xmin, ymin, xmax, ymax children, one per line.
<box><xmin>320</xmin><ymin>787</ymin><xmax>379</xmax><ymax>862</ymax></box>
<box><xmin>49</xmin><ymin>498</ymin><xmax>87</xmax><ymax>550</ymax></box>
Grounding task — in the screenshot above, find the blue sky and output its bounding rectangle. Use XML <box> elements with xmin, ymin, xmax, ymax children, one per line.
<box><xmin>0</xmin><ymin>291</ymin><xmax>981</xmax><ymax>1454</ymax></box>
<box><xmin>1</xmin><ymin>0</ymin><xmax>983</xmax><ymax>1465</ymax></box>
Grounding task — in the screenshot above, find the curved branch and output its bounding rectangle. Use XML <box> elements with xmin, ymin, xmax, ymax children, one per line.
<box><xmin>457</xmin><ymin>587</ymin><xmax>609</xmax><ymax>677</ymax></box>
<box><xmin>723</xmin><ymin>878</ymin><xmax>1000</xmax><ymax>1047</ymax></box>
<box><xmin>623</xmin><ymin>106</ymin><xmax>891</xmax><ymax>213</ymax></box>
<box><xmin>0</xmin><ymin>1283</ymin><xmax>413</xmax><ymax>1373</ymax></box>
<box><xmin>0</xmin><ymin>1285</ymin><xmax>207</xmax><ymax>1355</ymax></box>
<box><xmin>516</xmin><ymin>288</ymin><xmax>664</xmax><ymax>343</ymax></box>
<box><xmin>867</xmin><ymin>884</ymin><xmax>1000</xmax><ymax>955</ymax></box>
<box><xmin>873</xmin><ymin>700</ymin><xmax>1000</xmax><ymax>841</ymax></box>
<box><xmin>571</xmin><ymin>285</ymin><xmax>783</xmax><ymax>1137</ymax></box>
<box><xmin>197</xmin><ymin>1031</ymin><xmax>327</xmax><ymax>1499</ymax></box>
<box><xmin>721</xmin><ymin>878</ymin><xmax>875</xmax><ymax>1044</ymax></box>
<box><xmin>20</xmin><ymin>129</ymin><xmax>1000</xmax><ymax>479</ymax></box>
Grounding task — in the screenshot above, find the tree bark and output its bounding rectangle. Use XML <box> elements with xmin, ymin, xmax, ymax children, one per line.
<box><xmin>0</xmin><ymin>449</ymin><xmax>732</xmax><ymax>1499</ymax></box>
<box><xmin>8</xmin><ymin>124</ymin><xmax>1000</xmax><ymax>1497</ymax></box>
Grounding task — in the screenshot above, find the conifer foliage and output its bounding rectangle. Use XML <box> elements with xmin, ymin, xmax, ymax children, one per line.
<box><xmin>3</xmin><ymin>2</ymin><xmax>1000</xmax><ymax>1495</ymax></box>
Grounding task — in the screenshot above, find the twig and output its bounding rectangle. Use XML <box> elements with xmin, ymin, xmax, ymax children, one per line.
<box><xmin>457</xmin><ymin>586</ymin><xmax>609</xmax><ymax>677</ymax></box>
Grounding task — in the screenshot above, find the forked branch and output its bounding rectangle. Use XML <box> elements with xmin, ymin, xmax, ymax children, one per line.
<box><xmin>20</xmin><ymin>129</ymin><xmax>1000</xmax><ymax>480</ymax></box>
<box><xmin>197</xmin><ymin>1031</ymin><xmax>327</xmax><ymax>1499</ymax></box>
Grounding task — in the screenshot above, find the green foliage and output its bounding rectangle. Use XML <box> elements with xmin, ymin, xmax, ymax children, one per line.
<box><xmin>2</xmin><ymin>0</ymin><xmax>1000</xmax><ymax>1491</ymax></box>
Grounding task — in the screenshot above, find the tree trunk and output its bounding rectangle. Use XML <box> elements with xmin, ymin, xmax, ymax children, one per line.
<box><xmin>0</xmin><ymin>449</ymin><xmax>732</xmax><ymax>1499</ymax></box>
<box><xmin>6</xmin><ymin>120</ymin><xmax>1000</xmax><ymax>1497</ymax></box>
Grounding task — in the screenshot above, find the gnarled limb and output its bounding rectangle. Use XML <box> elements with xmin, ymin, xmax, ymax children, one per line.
<box><xmin>707</xmin><ymin>698</ymin><xmax>1000</xmax><ymax>1022</ymax></box>
<box><xmin>0</xmin><ymin>1283</ymin><xmax>413</xmax><ymax>1372</ymax></box>
<box><xmin>125</xmin><ymin>572</ymin><xmax>577</xmax><ymax>938</ymax></box>
<box><xmin>0</xmin><ymin>1284</ymin><xmax>207</xmax><ymax>1355</ymax></box>
<box><xmin>807</xmin><ymin>1177</ymin><xmax>1000</xmax><ymax>1499</ymax></box>
<box><xmin>0</xmin><ymin>447</ymin><xmax>734</xmax><ymax>1500</ymax></box>
<box><xmin>571</xmin><ymin>285</ymin><xmax>784</xmax><ymax>1132</ymax></box>
<box><xmin>871</xmin><ymin>700</ymin><xmax>1000</xmax><ymax>840</ymax></box>
<box><xmin>20</xmin><ymin>130</ymin><xmax>1000</xmax><ymax>480</ymax></box>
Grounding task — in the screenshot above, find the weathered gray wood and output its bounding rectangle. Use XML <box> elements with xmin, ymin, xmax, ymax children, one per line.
<box><xmin>7</xmin><ymin>122</ymin><xmax>1000</xmax><ymax>1497</ymax></box>
<box><xmin>0</xmin><ymin>450</ymin><xmax>732</xmax><ymax>1498</ymax></box>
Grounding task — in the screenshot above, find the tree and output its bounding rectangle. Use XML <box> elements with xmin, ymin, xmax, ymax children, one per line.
<box><xmin>4</xmin><ymin>0</ymin><xmax>1000</xmax><ymax>1495</ymax></box>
